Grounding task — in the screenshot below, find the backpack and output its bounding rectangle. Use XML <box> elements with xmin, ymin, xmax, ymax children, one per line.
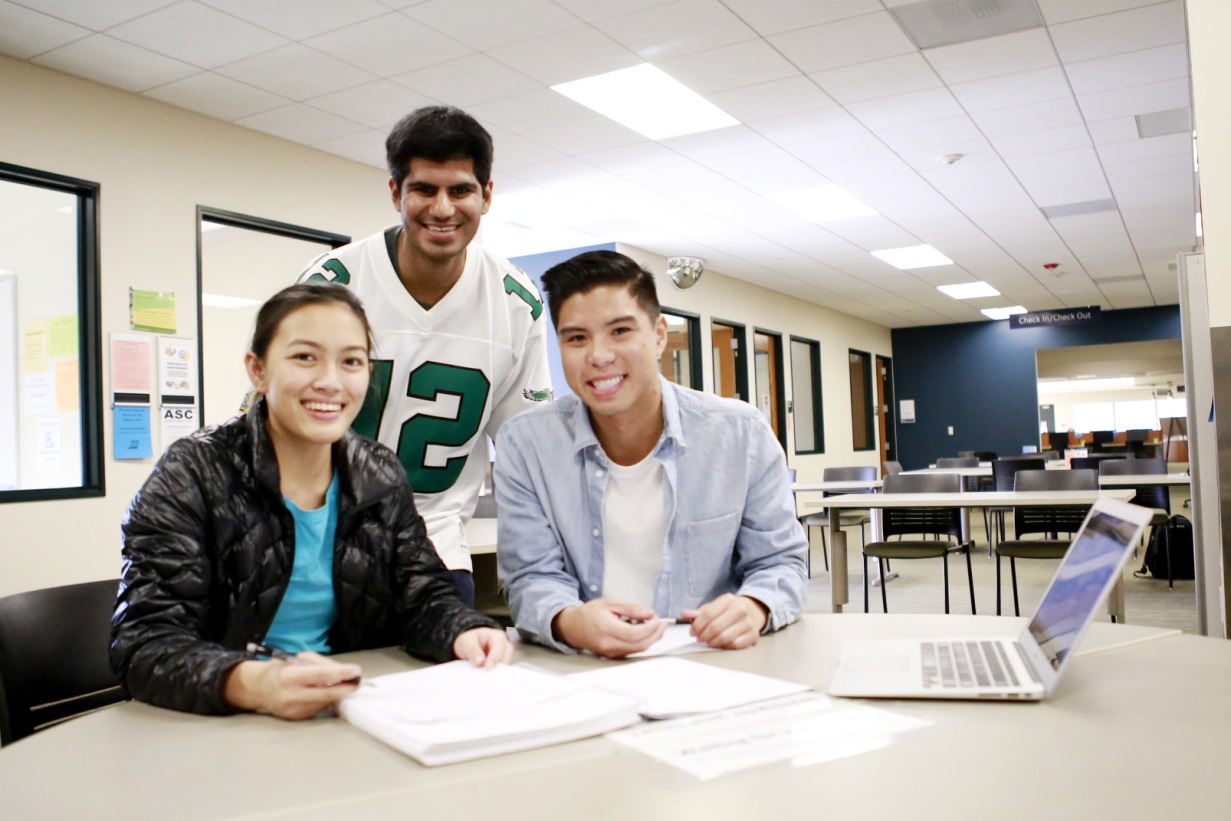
<box><xmin>1134</xmin><ymin>515</ymin><xmax>1195</xmax><ymax>580</ymax></box>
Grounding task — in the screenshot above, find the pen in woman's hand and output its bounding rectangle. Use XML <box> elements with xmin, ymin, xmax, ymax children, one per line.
<box><xmin>245</xmin><ymin>642</ymin><xmax>361</xmax><ymax>685</ymax></box>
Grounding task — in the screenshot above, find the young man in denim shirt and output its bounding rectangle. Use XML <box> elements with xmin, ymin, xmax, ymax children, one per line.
<box><xmin>495</xmin><ymin>250</ymin><xmax>807</xmax><ymax>658</ymax></box>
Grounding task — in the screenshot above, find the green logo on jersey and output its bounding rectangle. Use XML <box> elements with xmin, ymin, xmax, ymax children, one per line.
<box><xmin>523</xmin><ymin>388</ymin><xmax>553</xmax><ymax>402</ymax></box>
<box><xmin>300</xmin><ymin>257</ymin><xmax>351</xmax><ymax>285</ymax></box>
<box><xmin>503</xmin><ymin>274</ymin><xmax>543</xmax><ymax>320</ymax></box>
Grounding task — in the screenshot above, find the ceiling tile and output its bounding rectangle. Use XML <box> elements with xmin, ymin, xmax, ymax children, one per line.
<box><xmin>748</xmin><ymin>107</ymin><xmax>868</xmax><ymax>146</ymax></box>
<box><xmin>198</xmin><ymin>0</ymin><xmax>391</xmax><ymax>41</ymax></box>
<box><xmin>1096</xmin><ymin>131</ymin><xmax>1191</xmax><ymax>165</ymax></box>
<box><xmin>594</xmin><ymin>0</ymin><xmax>755</xmax><ymax>60</ymax></box>
<box><xmin>484</xmin><ymin>127</ymin><xmax>569</xmax><ymax>170</ymax></box>
<box><xmin>143</xmin><ymin>71</ymin><xmax>292</xmax><ymax>120</ymax></box>
<box><xmin>523</xmin><ymin>116</ymin><xmax>645</xmax><ymax>156</ymax></box>
<box><xmin>1085</xmin><ymin>117</ymin><xmax>1140</xmax><ymax>146</ymax></box>
<box><xmin>949</xmin><ymin>67</ymin><xmax>1071</xmax><ymax>113</ymax></box>
<box><xmin>8</xmin><ymin>0</ymin><xmax>178</xmax><ymax>29</ymax></box>
<box><xmin>768</xmin><ymin>11</ymin><xmax>916</xmax><ymax>73</ymax></box>
<box><xmin>1006</xmin><ymin>146</ymin><xmax>1103</xmax><ymax>178</ymax></box>
<box><xmin>656</xmin><ymin>39</ymin><xmax>798</xmax><ymax>95</ymax></box>
<box><xmin>718</xmin><ymin>0</ymin><xmax>881</xmax><ymax>36</ymax></box>
<box><xmin>468</xmin><ymin>88</ymin><xmax>592</xmax><ymax>134</ymax></box>
<box><xmin>304</xmin><ymin>13</ymin><xmax>471</xmax><ymax>77</ymax></box>
<box><xmin>305</xmin><ymin>80</ymin><xmax>438</xmax><ymax>129</ymax></box>
<box><xmin>106</xmin><ymin>1</ymin><xmax>289</xmax><ymax>69</ymax></box>
<box><xmin>872</xmin><ymin>115</ymin><xmax>982</xmax><ymax>152</ymax></box>
<box><xmin>895</xmin><ymin>138</ymin><xmax>999</xmax><ymax>173</ymax></box>
<box><xmin>392</xmin><ymin>54</ymin><xmax>541</xmax><ymax>108</ymax></box>
<box><xmin>1077</xmin><ymin>78</ymin><xmax>1190</xmax><ymax>122</ymax></box>
<box><xmin>0</xmin><ymin>1</ymin><xmax>89</xmax><ymax>59</ymax></box>
<box><xmin>403</xmin><ymin>0</ymin><xmax>580</xmax><ymax>51</ymax></box>
<box><xmin>236</xmin><ymin>103</ymin><xmax>369</xmax><ymax>144</ymax></box>
<box><xmin>1064</xmin><ymin>43</ymin><xmax>1189</xmax><ymax>96</ymax></box>
<box><xmin>786</xmin><ymin>132</ymin><xmax>891</xmax><ymax>168</ymax></box>
<box><xmin>1049</xmin><ymin>0</ymin><xmax>1185</xmax><ymax>63</ymax></box>
<box><xmin>706</xmin><ymin>76</ymin><xmax>835</xmax><ymax>123</ymax></box>
<box><xmin>924</xmin><ymin>28</ymin><xmax>1057</xmax><ymax>84</ymax></box>
<box><xmin>1037</xmin><ymin>0</ymin><xmax>1163</xmax><ymax>26</ymax></box>
<box><xmin>548</xmin><ymin>0</ymin><xmax>673</xmax><ymax>23</ymax></box>
<box><xmin>734</xmin><ymin>167</ymin><xmax>832</xmax><ymax>195</ymax></box>
<box><xmin>485</xmin><ymin>24</ymin><xmax>640</xmax><ymax>86</ymax></box>
<box><xmin>659</xmin><ymin>125</ymin><xmax>775</xmax><ymax>159</ymax></box>
<box><xmin>216</xmin><ymin>44</ymin><xmax>378</xmax><ymax>101</ymax></box>
<box><xmin>808</xmin><ymin>53</ymin><xmax>942</xmax><ymax>104</ymax></box>
<box><xmin>312</xmin><ymin>128</ymin><xmax>387</xmax><ymax>167</ymax></box>
<box><xmin>820</xmin><ymin>215</ymin><xmax>920</xmax><ymax>252</ymax></box>
<box><xmin>577</xmin><ymin>141</ymin><xmax>691</xmax><ymax>173</ymax></box>
<box><xmin>846</xmin><ymin>87</ymin><xmax>964</xmax><ymax>130</ymax></box>
<box><xmin>971</xmin><ymin>97</ymin><xmax>1083</xmax><ymax>137</ymax></box>
<box><xmin>32</xmin><ymin>33</ymin><xmax>198</xmax><ymax>92</ymax></box>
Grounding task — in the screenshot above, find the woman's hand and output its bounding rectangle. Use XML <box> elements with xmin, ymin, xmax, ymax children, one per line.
<box><xmin>453</xmin><ymin>627</ymin><xmax>515</xmax><ymax>669</ymax></box>
<box><xmin>224</xmin><ymin>652</ymin><xmax>362</xmax><ymax>720</ymax></box>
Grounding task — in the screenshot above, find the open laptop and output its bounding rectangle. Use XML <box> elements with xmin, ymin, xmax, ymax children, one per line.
<box><xmin>828</xmin><ymin>497</ymin><xmax>1152</xmax><ymax>701</ymax></box>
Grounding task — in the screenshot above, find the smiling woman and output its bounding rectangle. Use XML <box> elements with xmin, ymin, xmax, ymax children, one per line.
<box><xmin>110</xmin><ymin>283</ymin><xmax>513</xmax><ymax>721</ymax></box>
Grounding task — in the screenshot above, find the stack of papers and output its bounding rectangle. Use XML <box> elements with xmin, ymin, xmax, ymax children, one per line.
<box><xmin>567</xmin><ymin>657</ymin><xmax>812</xmax><ymax>719</ymax></box>
<box><xmin>339</xmin><ymin>661</ymin><xmax>641</xmax><ymax>766</ymax></box>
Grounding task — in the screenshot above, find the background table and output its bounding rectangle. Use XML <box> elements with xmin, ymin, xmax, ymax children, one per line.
<box><xmin>819</xmin><ymin>489</ymin><xmax>1135</xmax><ymax>614</ymax></box>
<box><xmin>1</xmin><ymin>615</ymin><xmax>1225</xmax><ymax>821</ymax></box>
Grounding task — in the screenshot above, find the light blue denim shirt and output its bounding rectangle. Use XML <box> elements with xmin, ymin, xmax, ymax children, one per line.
<box><xmin>495</xmin><ymin>376</ymin><xmax>807</xmax><ymax>652</ymax></box>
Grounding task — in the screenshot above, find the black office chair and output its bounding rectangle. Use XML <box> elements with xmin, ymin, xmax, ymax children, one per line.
<box><xmin>799</xmin><ymin>466</ymin><xmax>877</xmax><ymax>573</ymax></box>
<box><xmin>995</xmin><ymin>470</ymin><xmax>1097</xmax><ymax>616</ymax></box>
<box><xmin>1069</xmin><ymin>455</ymin><xmax>1120</xmax><ymax>472</ymax></box>
<box><xmin>0</xmin><ymin>580</ymin><xmax>127</xmax><ymax>745</ymax></box>
<box><xmin>862</xmin><ymin>473</ymin><xmax>975</xmax><ymax>615</ymax></box>
<box><xmin>989</xmin><ymin>457</ymin><xmax>1046</xmax><ymax>547</ymax></box>
<box><xmin>1100</xmin><ymin>457</ymin><xmax>1172</xmax><ymax>581</ymax></box>
<box><xmin>883</xmin><ymin>460</ymin><xmax>903</xmax><ymax>476</ymax></box>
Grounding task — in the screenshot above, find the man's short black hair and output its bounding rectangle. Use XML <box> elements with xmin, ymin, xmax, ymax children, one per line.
<box><xmin>386</xmin><ymin>106</ymin><xmax>494</xmax><ymax>190</ymax></box>
<box><xmin>540</xmin><ymin>250</ymin><xmax>660</xmax><ymax>329</ymax></box>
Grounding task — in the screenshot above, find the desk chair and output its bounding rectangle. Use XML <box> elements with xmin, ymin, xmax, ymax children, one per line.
<box><xmin>988</xmin><ymin>458</ymin><xmax>1046</xmax><ymax>550</ymax></box>
<box><xmin>883</xmin><ymin>461</ymin><xmax>903</xmax><ymax>476</ymax></box>
<box><xmin>1100</xmin><ymin>457</ymin><xmax>1172</xmax><ymax>583</ymax></box>
<box><xmin>799</xmin><ymin>467</ymin><xmax>877</xmax><ymax>574</ymax></box>
<box><xmin>0</xmin><ymin>580</ymin><xmax>126</xmax><ymax>745</ymax></box>
<box><xmin>862</xmin><ymin>473</ymin><xmax>975</xmax><ymax>615</ymax></box>
<box><xmin>995</xmin><ymin>470</ymin><xmax>1097</xmax><ymax>616</ymax></box>
<box><xmin>1070</xmin><ymin>455</ymin><xmax>1120</xmax><ymax>472</ymax></box>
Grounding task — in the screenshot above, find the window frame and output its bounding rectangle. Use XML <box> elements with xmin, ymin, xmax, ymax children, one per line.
<box><xmin>789</xmin><ymin>335</ymin><xmax>825</xmax><ymax>455</ymax></box>
<box><xmin>848</xmin><ymin>348</ymin><xmax>875</xmax><ymax>452</ymax></box>
<box><xmin>659</xmin><ymin>306</ymin><xmax>703</xmax><ymax>390</ymax></box>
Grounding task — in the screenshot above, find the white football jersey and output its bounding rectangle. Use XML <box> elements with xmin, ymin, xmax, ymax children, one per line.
<box><xmin>299</xmin><ymin>228</ymin><xmax>552</xmax><ymax>571</ymax></box>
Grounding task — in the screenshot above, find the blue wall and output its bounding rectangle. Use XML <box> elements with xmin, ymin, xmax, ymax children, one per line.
<box><xmin>510</xmin><ymin>243</ymin><xmax>616</xmax><ymax>399</ymax></box>
<box><xmin>890</xmin><ymin>306</ymin><xmax>1181</xmax><ymax>469</ymax></box>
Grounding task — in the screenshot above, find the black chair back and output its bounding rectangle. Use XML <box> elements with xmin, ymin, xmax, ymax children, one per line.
<box><xmin>992</xmin><ymin>458</ymin><xmax>1045</xmax><ymax>492</ymax></box>
<box><xmin>936</xmin><ymin>457</ymin><xmax>977</xmax><ymax>468</ymax></box>
<box><xmin>0</xmin><ymin>580</ymin><xmax>125</xmax><ymax>745</ymax></box>
<box><xmin>881</xmin><ymin>473</ymin><xmax>962</xmax><ymax>540</ymax></box>
<box><xmin>821</xmin><ymin>465</ymin><xmax>876</xmax><ymax>499</ymax></box>
<box><xmin>1011</xmin><ymin>469</ymin><xmax>1096</xmax><ymax>538</ymax></box>
<box><xmin>1100</xmin><ymin>457</ymin><xmax>1169</xmax><ymax>513</ymax></box>
<box><xmin>883</xmin><ymin>461</ymin><xmax>903</xmax><ymax>476</ymax></box>
<box><xmin>1070</xmin><ymin>456</ymin><xmax>1121</xmax><ymax>472</ymax></box>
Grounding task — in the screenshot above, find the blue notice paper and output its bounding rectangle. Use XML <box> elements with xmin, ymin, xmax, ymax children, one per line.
<box><xmin>114</xmin><ymin>405</ymin><xmax>153</xmax><ymax>459</ymax></box>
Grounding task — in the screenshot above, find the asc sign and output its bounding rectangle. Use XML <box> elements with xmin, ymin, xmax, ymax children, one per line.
<box><xmin>1009</xmin><ymin>306</ymin><xmax>1101</xmax><ymax>330</ymax></box>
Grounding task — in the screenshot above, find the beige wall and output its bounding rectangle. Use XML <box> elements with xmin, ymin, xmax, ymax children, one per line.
<box><xmin>1188</xmin><ymin>0</ymin><xmax>1231</xmax><ymax>325</ymax></box>
<box><xmin>0</xmin><ymin>56</ymin><xmax>392</xmax><ymax>596</ymax></box>
<box><xmin>620</xmin><ymin>245</ymin><xmax>892</xmax><ymax>479</ymax></box>
<box><xmin>0</xmin><ymin>56</ymin><xmax>891</xmax><ymax>597</ymax></box>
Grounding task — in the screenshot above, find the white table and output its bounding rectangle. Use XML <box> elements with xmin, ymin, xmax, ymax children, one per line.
<box><xmin>2</xmin><ymin>615</ymin><xmax>1226</xmax><ymax>821</ymax></box>
<box><xmin>1097</xmin><ymin>473</ymin><xmax>1191</xmax><ymax>487</ymax></box>
<box><xmin>819</xmin><ymin>489</ymin><xmax>1135</xmax><ymax>615</ymax></box>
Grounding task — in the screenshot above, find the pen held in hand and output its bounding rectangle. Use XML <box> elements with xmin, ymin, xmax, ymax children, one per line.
<box><xmin>245</xmin><ymin>642</ymin><xmax>361</xmax><ymax>685</ymax></box>
<box><xmin>618</xmin><ymin>616</ymin><xmax>693</xmax><ymax>626</ymax></box>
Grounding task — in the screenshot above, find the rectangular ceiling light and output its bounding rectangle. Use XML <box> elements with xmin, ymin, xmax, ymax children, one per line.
<box><xmin>981</xmin><ymin>305</ymin><xmax>1027</xmax><ymax>320</ymax></box>
<box><xmin>552</xmin><ymin>64</ymin><xmax>738</xmax><ymax>140</ymax></box>
<box><xmin>889</xmin><ymin>0</ymin><xmax>1043</xmax><ymax>49</ymax></box>
<box><xmin>872</xmin><ymin>244</ymin><xmax>953</xmax><ymax>270</ymax></box>
<box><xmin>938</xmin><ymin>281</ymin><xmax>1000</xmax><ymax>299</ymax></box>
<box><xmin>765</xmin><ymin>184</ymin><xmax>878</xmax><ymax>223</ymax></box>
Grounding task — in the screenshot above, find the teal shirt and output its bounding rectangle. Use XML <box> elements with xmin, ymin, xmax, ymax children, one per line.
<box><xmin>265</xmin><ymin>473</ymin><xmax>340</xmax><ymax>653</ymax></box>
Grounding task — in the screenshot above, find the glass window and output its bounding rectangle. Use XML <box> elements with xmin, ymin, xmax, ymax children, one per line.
<box><xmin>790</xmin><ymin>337</ymin><xmax>823</xmax><ymax>454</ymax></box>
<box><xmin>710</xmin><ymin>319</ymin><xmax>747</xmax><ymax>402</ymax></box>
<box><xmin>1115</xmin><ymin>399</ymin><xmax>1159</xmax><ymax>431</ymax></box>
<box><xmin>1073</xmin><ymin>402</ymin><xmax>1115</xmax><ymax>433</ymax></box>
<box><xmin>0</xmin><ymin>162</ymin><xmax>102</xmax><ymax>502</ymax></box>
<box><xmin>754</xmin><ymin>329</ymin><xmax>786</xmax><ymax>448</ymax></box>
<box><xmin>849</xmin><ymin>349</ymin><xmax>874</xmax><ymax>451</ymax></box>
<box><xmin>659</xmin><ymin>308</ymin><xmax>701</xmax><ymax>389</ymax></box>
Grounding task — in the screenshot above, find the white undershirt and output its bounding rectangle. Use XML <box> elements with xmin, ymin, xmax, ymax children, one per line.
<box><xmin>601</xmin><ymin>452</ymin><xmax>666</xmax><ymax>608</ymax></box>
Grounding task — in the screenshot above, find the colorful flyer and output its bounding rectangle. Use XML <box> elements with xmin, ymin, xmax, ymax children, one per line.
<box><xmin>22</xmin><ymin>319</ymin><xmax>47</xmax><ymax>372</ymax></box>
<box><xmin>110</xmin><ymin>334</ymin><xmax>152</xmax><ymax>398</ymax></box>
<box><xmin>157</xmin><ymin>336</ymin><xmax>198</xmax><ymax>402</ymax></box>
<box><xmin>113</xmin><ymin>405</ymin><xmax>154</xmax><ymax>459</ymax></box>
<box><xmin>55</xmin><ymin>358</ymin><xmax>80</xmax><ymax>412</ymax></box>
<box><xmin>49</xmin><ymin>314</ymin><xmax>79</xmax><ymax>358</ymax></box>
<box><xmin>130</xmin><ymin>288</ymin><xmax>177</xmax><ymax>334</ymax></box>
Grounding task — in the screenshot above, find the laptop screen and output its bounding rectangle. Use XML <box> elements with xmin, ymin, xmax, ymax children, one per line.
<box><xmin>1026</xmin><ymin>509</ymin><xmax>1141</xmax><ymax>671</ymax></box>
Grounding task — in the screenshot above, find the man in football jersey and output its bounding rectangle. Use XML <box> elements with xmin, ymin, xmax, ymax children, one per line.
<box><xmin>298</xmin><ymin>106</ymin><xmax>552</xmax><ymax>606</ymax></box>
<box><xmin>495</xmin><ymin>250</ymin><xmax>807</xmax><ymax>658</ymax></box>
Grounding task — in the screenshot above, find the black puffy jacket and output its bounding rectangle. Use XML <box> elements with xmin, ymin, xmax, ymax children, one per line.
<box><xmin>110</xmin><ymin>398</ymin><xmax>498</xmax><ymax>714</ymax></box>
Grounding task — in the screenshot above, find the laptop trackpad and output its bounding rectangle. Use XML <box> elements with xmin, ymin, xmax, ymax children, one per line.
<box><xmin>842</xmin><ymin>653</ymin><xmax>911</xmax><ymax>674</ymax></box>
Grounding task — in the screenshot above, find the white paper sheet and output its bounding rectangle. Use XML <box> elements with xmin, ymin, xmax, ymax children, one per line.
<box><xmin>626</xmin><ymin>623</ymin><xmax>716</xmax><ymax>658</ymax></box>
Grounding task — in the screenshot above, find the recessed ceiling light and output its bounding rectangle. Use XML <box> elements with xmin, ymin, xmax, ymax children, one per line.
<box><xmin>201</xmin><ymin>293</ymin><xmax>261</xmax><ymax>309</ymax></box>
<box><xmin>552</xmin><ymin>64</ymin><xmax>738</xmax><ymax>140</ymax></box>
<box><xmin>938</xmin><ymin>281</ymin><xmax>1000</xmax><ymax>300</ymax></box>
<box><xmin>764</xmin><ymin>185</ymin><xmax>878</xmax><ymax>223</ymax></box>
<box><xmin>981</xmin><ymin>305</ymin><xmax>1027</xmax><ymax>320</ymax></box>
<box><xmin>872</xmin><ymin>244</ymin><xmax>953</xmax><ymax>270</ymax></box>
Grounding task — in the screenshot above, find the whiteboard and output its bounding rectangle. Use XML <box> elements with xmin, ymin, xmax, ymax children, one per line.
<box><xmin>0</xmin><ymin>273</ymin><xmax>16</xmax><ymax>490</ymax></box>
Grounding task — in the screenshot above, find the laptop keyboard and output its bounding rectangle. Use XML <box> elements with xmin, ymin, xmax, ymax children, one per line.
<box><xmin>922</xmin><ymin>640</ymin><xmax>1020</xmax><ymax>690</ymax></box>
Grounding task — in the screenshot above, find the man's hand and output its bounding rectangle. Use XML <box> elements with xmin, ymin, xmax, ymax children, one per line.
<box><xmin>454</xmin><ymin>626</ymin><xmax>515</xmax><ymax>669</ymax></box>
<box><xmin>552</xmin><ymin>598</ymin><xmax>668</xmax><ymax>658</ymax></box>
<box><xmin>224</xmin><ymin>652</ymin><xmax>362</xmax><ymax>720</ymax></box>
<box><xmin>682</xmin><ymin>594</ymin><xmax>769</xmax><ymax>650</ymax></box>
